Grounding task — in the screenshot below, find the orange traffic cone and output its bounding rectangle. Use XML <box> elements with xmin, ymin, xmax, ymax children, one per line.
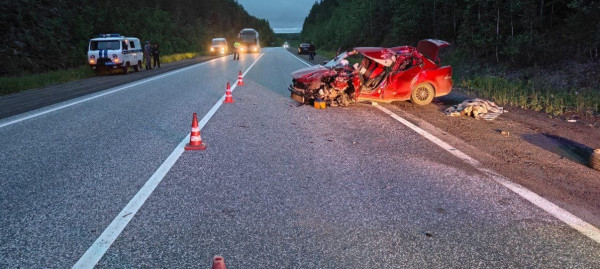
<box><xmin>237</xmin><ymin>70</ymin><xmax>244</xmax><ymax>86</ymax></box>
<box><xmin>184</xmin><ymin>113</ymin><xmax>207</xmax><ymax>150</ymax></box>
<box><xmin>212</xmin><ymin>256</ymin><xmax>226</xmax><ymax>269</ymax></box>
<box><xmin>224</xmin><ymin>82</ymin><xmax>234</xmax><ymax>103</ymax></box>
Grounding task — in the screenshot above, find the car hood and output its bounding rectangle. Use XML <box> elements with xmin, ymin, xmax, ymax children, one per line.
<box><xmin>417</xmin><ymin>39</ymin><xmax>450</xmax><ymax>62</ymax></box>
<box><xmin>291</xmin><ymin>65</ymin><xmax>329</xmax><ymax>82</ymax></box>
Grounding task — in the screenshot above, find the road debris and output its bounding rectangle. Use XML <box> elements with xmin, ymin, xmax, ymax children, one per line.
<box><xmin>591</xmin><ymin>149</ymin><xmax>600</xmax><ymax>171</ymax></box>
<box><xmin>445</xmin><ymin>98</ymin><xmax>505</xmax><ymax>120</ymax></box>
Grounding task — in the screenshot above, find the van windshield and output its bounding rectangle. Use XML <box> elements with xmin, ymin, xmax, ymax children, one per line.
<box><xmin>90</xmin><ymin>40</ymin><xmax>120</xmax><ymax>50</ymax></box>
<box><xmin>212</xmin><ymin>40</ymin><xmax>226</xmax><ymax>46</ymax></box>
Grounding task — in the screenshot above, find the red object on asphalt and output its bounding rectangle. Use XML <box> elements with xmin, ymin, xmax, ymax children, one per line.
<box><xmin>184</xmin><ymin>112</ymin><xmax>207</xmax><ymax>150</ymax></box>
<box><xmin>224</xmin><ymin>82</ymin><xmax>235</xmax><ymax>103</ymax></box>
<box><xmin>237</xmin><ymin>70</ymin><xmax>244</xmax><ymax>86</ymax></box>
<box><xmin>212</xmin><ymin>256</ymin><xmax>226</xmax><ymax>269</ymax></box>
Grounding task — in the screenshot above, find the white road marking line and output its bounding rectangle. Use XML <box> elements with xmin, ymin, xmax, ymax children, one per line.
<box><xmin>283</xmin><ymin>47</ymin><xmax>314</xmax><ymax>67</ymax></box>
<box><xmin>287</xmin><ymin>49</ymin><xmax>600</xmax><ymax>244</ymax></box>
<box><xmin>0</xmin><ymin>57</ymin><xmax>226</xmax><ymax>129</ymax></box>
<box><xmin>373</xmin><ymin>103</ymin><xmax>600</xmax><ymax>244</ymax></box>
<box><xmin>73</xmin><ymin>53</ymin><xmax>265</xmax><ymax>268</ymax></box>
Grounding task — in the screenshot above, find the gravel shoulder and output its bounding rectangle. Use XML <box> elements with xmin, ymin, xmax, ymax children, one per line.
<box><xmin>0</xmin><ymin>55</ymin><xmax>220</xmax><ymax>119</ymax></box>
<box><xmin>390</xmin><ymin>90</ymin><xmax>600</xmax><ymax>226</ymax></box>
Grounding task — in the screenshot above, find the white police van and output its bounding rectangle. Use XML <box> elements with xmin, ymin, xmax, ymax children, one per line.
<box><xmin>87</xmin><ymin>34</ymin><xmax>143</xmax><ymax>74</ymax></box>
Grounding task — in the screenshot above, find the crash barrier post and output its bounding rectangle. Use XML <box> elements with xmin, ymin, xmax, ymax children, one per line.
<box><xmin>591</xmin><ymin>149</ymin><xmax>600</xmax><ymax>171</ymax></box>
<box><xmin>224</xmin><ymin>82</ymin><xmax>235</xmax><ymax>103</ymax></box>
<box><xmin>237</xmin><ymin>70</ymin><xmax>244</xmax><ymax>86</ymax></box>
<box><xmin>212</xmin><ymin>256</ymin><xmax>226</xmax><ymax>269</ymax></box>
<box><xmin>184</xmin><ymin>113</ymin><xmax>207</xmax><ymax>151</ymax></box>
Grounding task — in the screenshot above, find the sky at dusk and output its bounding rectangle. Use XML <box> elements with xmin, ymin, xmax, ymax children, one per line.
<box><xmin>236</xmin><ymin>0</ymin><xmax>316</xmax><ymax>33</ymax></box>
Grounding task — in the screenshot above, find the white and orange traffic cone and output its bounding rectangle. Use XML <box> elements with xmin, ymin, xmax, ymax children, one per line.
<box><xmin>224</xmin><ymin>82</ymin><xmax>234</xmax><ymax>103</ymax></box>
<box><xmin>184</xmin><ymin>113</ymin><xmax>207</xmax><ymax>150</ymax></box>
<box><xmin>237</xmin><ymin>70</ymin><xmax>244</xmax><ymax>86</ymax></box>
<box><xmin>212</xmin><ymin>256</ymin><xmax>226</xmax><ymax>269</ymax></box>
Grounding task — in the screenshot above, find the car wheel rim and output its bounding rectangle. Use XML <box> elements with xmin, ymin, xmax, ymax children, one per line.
<box><xmin>416</xmin><ymin>86</ymin><xmax>430</xmax><ymax>101</ymax></box>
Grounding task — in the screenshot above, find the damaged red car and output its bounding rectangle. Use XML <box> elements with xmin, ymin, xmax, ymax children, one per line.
<box><xmin>289</xmin><ymin>39</ymin><xmax>452</xmax><ymax>106</ymax></box>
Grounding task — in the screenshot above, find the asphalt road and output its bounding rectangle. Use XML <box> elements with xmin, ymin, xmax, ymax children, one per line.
<box><xmin>0</xmin><ymin>48</ymin><xmax>599</xmax><ymax>268</ymax></box>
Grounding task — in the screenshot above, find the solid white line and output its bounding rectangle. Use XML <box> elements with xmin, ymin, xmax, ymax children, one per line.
<box><xmin>372</xmin><ymin>103</ymin><xmax>600</xmax><ymax>244</ymax></box>
<box><xmin>284</xmin><ymin>47</ymin><xmax>313</xmax><ymax>67</ymax></box>
<box><xmin>73</xmin><ymin>53</ymin><xmax>265</xmax><ymax>268</ymax></box>
<box><xmin>290</xmin><ymin>44</ymin><xmax>600</xmax><ymax>243</ymax></box>
<box><xmin>0</xmin><ymin>57</ymin><xmax>225</xmax><ymax>129</ymax></box>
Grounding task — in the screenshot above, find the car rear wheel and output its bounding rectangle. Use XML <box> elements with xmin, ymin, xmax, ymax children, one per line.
<box><xmin>410</xmin><ymin>83</ymin><xmax>435</xmax><ymax>105</ymax></box>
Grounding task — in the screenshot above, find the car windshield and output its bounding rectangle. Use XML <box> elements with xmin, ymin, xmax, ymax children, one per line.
<box><xmin>212</xmin><ymin>40</ymin><xmax>226</xmax><ymax>46</ymax></box>
<box><xmin>90</xmin><ymin>40</ymin><xmax>120</xmax><ymax>50</ymax></box>
<box><xmin>324</xmin><ymin>51</ymin><xmax>349</xmax><ymax>68</ymax></box>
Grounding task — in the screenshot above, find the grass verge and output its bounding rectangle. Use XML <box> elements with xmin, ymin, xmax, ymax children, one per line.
<box><xmin>0</xmin><ymin>52</ymin><xmax>204</xmax><ymax>96</ymax></box>
<box><xmin>459</xmin><ymin>76</ymin><xmax>600</xmax><ymax>117</ymax></box>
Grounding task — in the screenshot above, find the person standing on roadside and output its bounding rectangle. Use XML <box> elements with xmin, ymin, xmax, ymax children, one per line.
<box><xmin>308</xmin><ymin>43</ymin><xmax>316</xmax><ymax>60</ymax></box>
<box><xmin>144</xmin><ymin>41</ymin><xmax>152</xmax><ymax>70</ymax></box>
<box><xmin>152</xmin><ymin>42</ymin><xmax>160</xmax><ymax>68</ymax></box>
<box><xmin>233</xmin><ymin>41</ymin><xmax>241</xmax><ymax>61</ymax></box>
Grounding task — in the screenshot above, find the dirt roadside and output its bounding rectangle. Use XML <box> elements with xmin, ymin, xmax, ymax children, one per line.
<box><xmin>0</xmin><ymin>55</ymin><xmax>220</xmax><ymax>120</ymax></box>
<box><xmin>390</xmin><ymin>90</ymin><xmax>600</xmax><ymax>226</ymax></box>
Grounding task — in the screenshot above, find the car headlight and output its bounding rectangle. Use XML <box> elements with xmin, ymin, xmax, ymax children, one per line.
<box><xmin>240</xmin><ymin>48</ymin><xmax>244</xmax><ymax>52</ymax></box>
<box><xmin>112</xmin><ymin>54</ymin><xmax>118</xmax><ymax>59</ymax></box>
<box><xmin>211</xmin><ymin>47</ymin><xmax>214</xmax><ymax>52</ymax></box>
<box><xmin>221</xmin><ymin>48</ymin><xmax>225</xmax><ymax>51</ymax></box>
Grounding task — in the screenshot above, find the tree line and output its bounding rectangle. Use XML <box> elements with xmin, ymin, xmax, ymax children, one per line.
<box><xmin>301</xmin><ymin>0</ymin><xmax>600</xmax><ymax>66</ymax></box>
<box><xmin>0</xmin><ymin>0</ymin><xmax>275</xmax><ymax>76</ymax></box>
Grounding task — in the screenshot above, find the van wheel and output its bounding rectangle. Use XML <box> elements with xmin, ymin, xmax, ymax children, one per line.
<box><xmin>136</xmin><ymin>61</ymin><xmax>142</xmax><ymax>72</ymax></box>
<box><xmin>133</xmin><ymin>62</ymin><xmax>140</xmax><ymax>72</ymax></box>
<box><xmin>410</xmin><ymin>83</ymin><xmax>435</xmax><ymax>105</ymax></box>
<box><xmin>123</xmin><ymin>64</ymin><xmax>129</xmax><ymax>75</ymax></box>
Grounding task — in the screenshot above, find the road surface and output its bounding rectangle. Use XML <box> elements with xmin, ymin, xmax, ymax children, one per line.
<box><xmin>1</xmin><ymin>48</ymin><xmax>599</xmax><ymax>268</ymax></box>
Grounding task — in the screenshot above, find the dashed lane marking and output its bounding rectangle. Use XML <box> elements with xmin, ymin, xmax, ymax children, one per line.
<box><xmin>73</xmin><ymin>53</ymin><xmax>265</xmax><ymax>268</ymax></box>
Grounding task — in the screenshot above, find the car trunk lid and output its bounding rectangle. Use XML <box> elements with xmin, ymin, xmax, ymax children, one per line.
<box><xmin>417</xmin><ymin>39</ymin><xmax>450</xmax><ymax>63</ymax></box>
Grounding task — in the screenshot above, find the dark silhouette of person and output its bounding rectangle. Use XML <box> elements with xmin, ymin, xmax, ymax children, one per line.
<box><xmin>144</xmin><ymin>41</ymin><xmax>152</xmax><ymax>70</ymax></box>
<box><xmin>308</xmin><ymin>43</ymin><xmax>316</xmax><ymax>60</ymax></box>
<box><xmin>152</xmin><ymin>43</ymin><xmax>160</xmax><ymax>68</ymax></box>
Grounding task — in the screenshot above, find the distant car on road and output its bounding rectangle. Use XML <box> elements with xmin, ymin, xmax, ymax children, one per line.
<box><xmin>298</xmin><ymin>43</ymin><xmax>310</xmax><ymax>54</ymax></box>
<box><xmin>289</xmin><ymin>39</ymin><xmax>453</xmax><ymax>107</ymax></box>
<box><xmin>283</xmin><ymin>42</ymin><xmax>289</xmax><ymax>48</ymax></box>
<box><xmin>88</xmin><ymin>34</ymin><xmax>143</xmax><ymax>74</ymax></box>
<box><xmin>210</xmin><ymin>38</ymin><xmax>228</xmax><ymax>55</ymax></box>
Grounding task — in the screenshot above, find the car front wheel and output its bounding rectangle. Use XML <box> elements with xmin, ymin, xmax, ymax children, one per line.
<box><xmin>410</xmin><ymin>83</ymin><xmax>435</xmax><ymax>105</ymax></box>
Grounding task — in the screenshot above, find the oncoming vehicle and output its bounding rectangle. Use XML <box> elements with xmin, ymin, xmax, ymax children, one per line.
<box><xmin>288</xmin><ymin>39</ymin><xmax>453</xmax><ymax>107</ymax></box>
<box><xmin>238</xmin><ymin>28</ymin><xmax>260</xmax><ymax>53</ymax></box>
<box><xmin>298</xmin><ymin>43</ymin><xmax>310</xmax><ymax>54</ymax></box>
<box><xmin>283</xmin><ymin>42</ymin><xmax>289</xmax><ymax>48</ymax></box>
<box><xmin>87</xmin><ymin>34</ymin><xmax>142</xmax><ymax>74</ymax></box>
<box><xmin>210</xmin><ymin>38</ymin><xmax>228</xmax><ymax>55</ymax></box>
